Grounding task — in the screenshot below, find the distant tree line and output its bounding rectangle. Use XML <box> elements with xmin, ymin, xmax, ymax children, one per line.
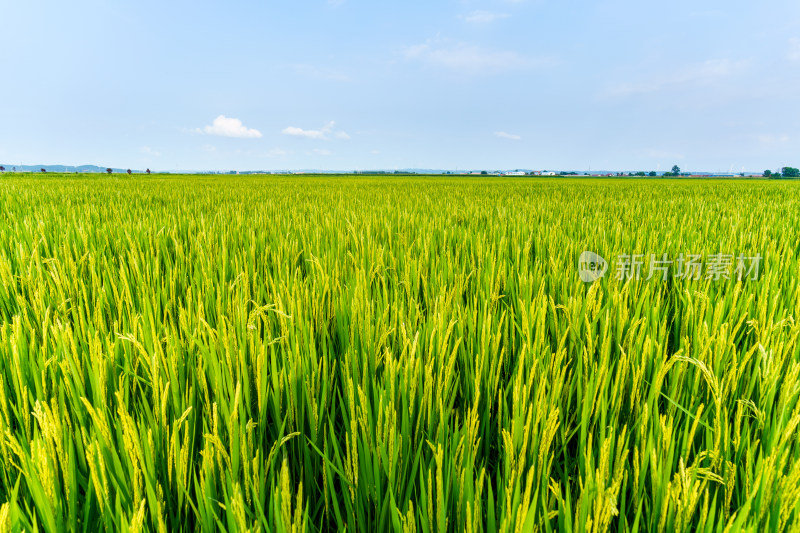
<box><xmin>104</xmin><ymin>168</ymin><xmax>152</xmax><ymax>175</ymax></box>
<box><xmin>765</xmin><ymin>167</ymin><xmax>799</xmax><ymax>178</ymax></box>
<box><xmin>661</xmin><ymin>165</ymin><xmax>682</xmax><ymax>177</ymax></box>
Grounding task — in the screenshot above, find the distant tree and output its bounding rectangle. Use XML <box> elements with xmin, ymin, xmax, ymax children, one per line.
<box><xmin>127</xmin><ymin>169</ymin><xmax>132</xmax><ymax>175</ymax></box>
<box><xmin>649</xmin><ymin>171</ymin><xmax>657</xmax><ymax>177</ymax></box>
<box><xmin>781</xmin><ymin>166</ymin><xmax>800</xmax><ymax>178</ymax></box>
<box><xmin>480</xmin><ymin>171</ymin><xmax>488</xmax><ymax>175</ymax></box>
<box><xmin>146</xmin><ymin>168</ymin><xmax>151</xmax><ymax>175</ymax></box>
<box><xmin>106</xmin><ymin>168</ymin><xmax>112</xmax><ymax>175</ymax></box>
<box><xmin>0</xmin><ymin>166</ymin><xmax>4</xmax><ymax>172</ymax></box>
<box><xmin>40</xmin><ymin>168</ymin><xmax>46</xmax><ymax>173</ymax></box>
<box><xmin>671</xmin><ymin>165</ymin><xmax>681</xmax><ymax>175</ymax></box>
<box><xmin>764</xmin><ymin>170</ymin><xmax>772</xmax><ymax>177</ymax></box>
<box><xmin>635</xmin><ymin>171</ymin><xmax>646</xmax><ymax>176</ymax></box>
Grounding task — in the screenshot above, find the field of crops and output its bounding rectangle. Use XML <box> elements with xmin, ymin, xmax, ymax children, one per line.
<box><xmin>0</xmin><ymin>173</ymin><xmax>799</xmax><ymax>532</ymax></box>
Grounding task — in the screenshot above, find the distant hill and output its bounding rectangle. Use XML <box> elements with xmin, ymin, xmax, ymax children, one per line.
<box><xmin>0</xmin><ymin>165</ymin><xmax>537</xmax><ymax>175</ymax></box>
<box><xmin>0</xmin><ymin>164</ymin><xmax>144</xmax><ymax>173</ymax></box>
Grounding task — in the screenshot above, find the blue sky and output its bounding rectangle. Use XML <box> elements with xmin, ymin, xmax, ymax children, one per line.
<box><xmin>1</xmin><ymin>0</ymin><xmax>799</xmax><ymax>172</ymax></box>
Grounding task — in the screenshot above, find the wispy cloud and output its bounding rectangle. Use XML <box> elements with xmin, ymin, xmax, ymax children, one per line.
<box><xmin>309</xmin><ymin>148</ymin><xmax>332</xmax><ymax>156</ymax></box>
<box><xmin>140</xmin><ymin>146</ymin><xmax>160</xmax><ymax>157</ymax></box>
<box><xmin>495</xmin><ymin>131</ymin><xmax>521</xmax><ymax>140</ymax></box>
<box><xmin>282</xmin><ymin>121</ymin><xmax>350</xmax><ymax>140</ymax></box>
<box><xmin>756</xmin><ymin>133</ymin><xmax>790</xmax><ymax>146</ymax></box>
<box><xmin>606</xmin><ymin>59</ymin><xmax>750</xmax><ymax>98</ymax></box>
<box><xmin>403</xmin><ymin>38</ymin><xmax>549</xmax><ymax>75</ymax></box>
<box><xmin>460</xmin><ymin>10</ymin><xmax>509</xmax><ymax>24</ymax></box>
<box><xmin>789</xmin><ymin>38</ymin><xmax>800</xmax><ymax>61</ymax></box>
<box><xmin>197</xmin><ymin>115</ymin><xmax>262</xmax><ymax>138</ymax></box>
<box><xmin>281</xmin><ymin>126</ymin><xmax>326</xmax><ymax>139</ymax></box>
<box><xmin>283</xmin><ymin>126</ymin><xmax>327</xmax><ymax>140</ymax></box>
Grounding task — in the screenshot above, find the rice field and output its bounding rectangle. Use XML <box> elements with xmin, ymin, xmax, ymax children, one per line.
<box><xmin>0</xmin><ymin>173</ymin><xmax>799</xmax><ymax>532</ymax></box>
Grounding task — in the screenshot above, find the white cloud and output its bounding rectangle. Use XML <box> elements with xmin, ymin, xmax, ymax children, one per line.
<box><xmin>310</xmin><ymin>148</ymin><xmax>332</xmax><ymax>156</ymax></box>
<box><xmin>198</xmin><ymin>115</ymin><xmax>262</xmax><ymax>138</ymax></box>
<box><xmin>403</xmin><ymin>38</ymin><xmax>548</xmax><ymax>75</ymax></box>
<box><xmin>756</xmin><ymin>134</ymin><xmax>790</xmax><ymax>146</ymax></box>
<box><xmin>266</xmin><ymin>148</ymin><xmax>288</xmax><ymax>157</ymax></box>
<box><xmin>282</xmin><ymin>121</ymin><xmax>350</xmax><ymax>140</ymax></box>
<box><xmin>495</xmin><ymin>131</ymin><xmax>521</xmax><ymax>140</ymax></box>
<box><xmin>283</xmin><ymin>126</ymin><xmax>327</xmax><ymax>139</ymax></box>
<box><xmin>460</xmin><ymin>10</ymin><xmax>509</xmax><ymax>24</ymax></box>
<box><xmin>606</xmin><ymin>59</ymin><xmax>750</xmax><ymax>98</ymax></box>
<box><xmin>789</xmin><ymin>38</ymin><xmax>800</xmax><ymax>61</ymax></box>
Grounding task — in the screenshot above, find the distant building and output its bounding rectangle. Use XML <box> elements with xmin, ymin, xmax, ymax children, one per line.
<box><xmin>541</xmin><ymin>171</ymin><xmax>557</xmax><ymax>176</ymax></box>
<box><xmin>505</xmin><ymin>171</ymin><xmax>527</xmax><ymax>176</ymax></box>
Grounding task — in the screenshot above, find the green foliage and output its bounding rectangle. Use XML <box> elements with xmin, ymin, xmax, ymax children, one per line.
<box><xmin>781</xmin><ymin>167</ymin><xmax>799</xmax><ymax>178</ymax></box>
<box><xmin>0</xmin><ymin>174</ymin><xmax>799</xmax><ymax>532</ymax></box>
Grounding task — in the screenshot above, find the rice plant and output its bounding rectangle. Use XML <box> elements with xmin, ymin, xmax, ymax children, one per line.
<box><xmin>0</xmin><ymin>173</ymin><xmax>798</xmax><ymax>532</ymax></box>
